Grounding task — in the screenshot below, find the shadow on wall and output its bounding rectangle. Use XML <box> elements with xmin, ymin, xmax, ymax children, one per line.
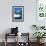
<box><xmin>2</xmin><ymin>28</ymin><xmax>11</xmax><ymax>34</ymax></box>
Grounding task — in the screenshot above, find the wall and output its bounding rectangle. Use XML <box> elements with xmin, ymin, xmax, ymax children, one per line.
<box><xmin>0</xmin><ymin>0</ymin><xmax>36</xmax><ymax>42</ymax></box>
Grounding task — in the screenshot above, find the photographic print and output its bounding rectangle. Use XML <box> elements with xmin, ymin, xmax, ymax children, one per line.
<box><xmin>12</xmin><ymin>6</ymin><xmax>24</xmax><ymax>22</ymax></box>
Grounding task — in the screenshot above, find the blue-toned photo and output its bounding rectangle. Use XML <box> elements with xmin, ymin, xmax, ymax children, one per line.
<box><xmin>15</xmin><ymin>8</ymin><xmax>22</xmax><ymax>19</ymax></box>
<box><xmin>12</xmin><ymin>6</ymin><xmax>24</xmax><ymax>22</ymax></box>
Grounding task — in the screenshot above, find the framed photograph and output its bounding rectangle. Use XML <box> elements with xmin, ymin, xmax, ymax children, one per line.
<box><xmin>12</xmin><ymin>6</ymin><xmax>24</xmax><ymax>22</ymax></box>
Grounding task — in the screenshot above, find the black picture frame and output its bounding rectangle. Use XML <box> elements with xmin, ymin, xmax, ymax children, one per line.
<box><xmin>12</xmin><ymin>6</ymin><xmax>24</xmax><ymax>22</ymax></box>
